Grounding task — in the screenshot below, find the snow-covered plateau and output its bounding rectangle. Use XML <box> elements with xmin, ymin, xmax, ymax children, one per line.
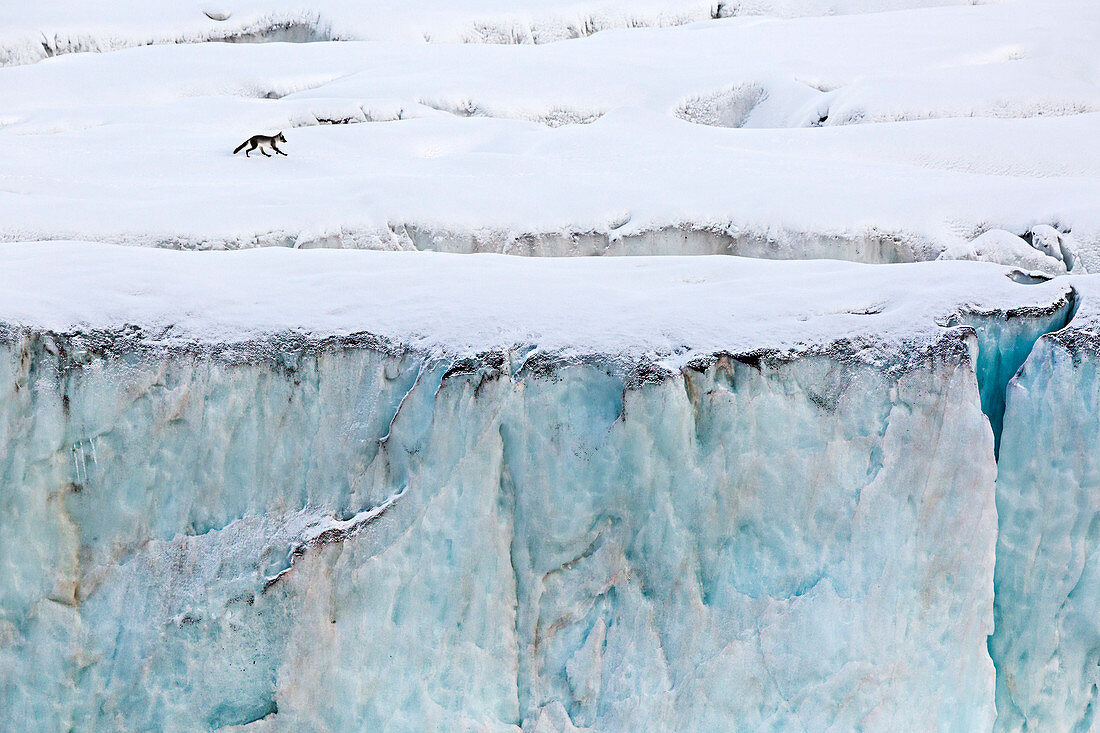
<box><xmin>3</xmin><ymin>0</ymin><xmax>1100</xmax><ymax>730</ymax></box>
<box><xmin>1</xmin><ymin>0</ymin><xmax>1099</xmax><ymax>270</ymax></box>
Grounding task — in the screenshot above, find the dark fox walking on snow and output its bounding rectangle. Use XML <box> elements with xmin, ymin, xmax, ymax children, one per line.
<box><xmin>234</xmin><ymin>132</ymin><xmax>287</xmax><ymax>157</ymax></box>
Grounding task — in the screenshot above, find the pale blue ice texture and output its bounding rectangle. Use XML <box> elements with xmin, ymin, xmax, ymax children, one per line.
<box><xmin>0</xmin><ymin>304</ymin><xmax>1079</xmax><ymax>730</ymax></box>
<box><xmin>993</xmin><ymin>331</ymin><xmax>1100</xmax><ymax>732</ymax></box>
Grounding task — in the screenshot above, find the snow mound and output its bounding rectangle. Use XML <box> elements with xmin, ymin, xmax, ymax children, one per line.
<box><xmin>939</xmin><ymin>228</ymin><xmax>1079</xmax><ymax>276</ymax></box>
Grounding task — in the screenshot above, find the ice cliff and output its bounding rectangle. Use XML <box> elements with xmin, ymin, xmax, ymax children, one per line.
<box><xmin>0</xmin><ymin>243</ymin><xmax>1086</xmax><ymax>730</ymax></box>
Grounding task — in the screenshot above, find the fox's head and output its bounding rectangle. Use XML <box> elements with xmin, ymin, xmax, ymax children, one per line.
<box><xmin>276</xmin><ymin>132</ymin><xmax>287</xmax><ymax>142</ymax></box>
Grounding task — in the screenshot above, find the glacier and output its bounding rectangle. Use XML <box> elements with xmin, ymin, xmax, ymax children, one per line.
<box><xmin>4</xmin><ymin>0</ymin><xmax>1100</xmax><ymax>727</ymax></box>
<box><xmin>0</xmin><ymin>243</ymin><xmax>1086</xmax><ymax>730</ymax></box>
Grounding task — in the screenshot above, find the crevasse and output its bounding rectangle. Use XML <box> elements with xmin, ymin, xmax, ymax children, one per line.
<box><xmin>990</xmin><ymin>283</ymin><xmax>1100</xmax><ymax>732</ymax></box>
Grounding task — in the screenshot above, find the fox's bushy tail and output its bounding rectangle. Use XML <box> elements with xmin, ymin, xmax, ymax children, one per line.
<box><xmin>233</xmin><ymin>140</ymin><xmax>248</xmax><ymax>154</ymax></box>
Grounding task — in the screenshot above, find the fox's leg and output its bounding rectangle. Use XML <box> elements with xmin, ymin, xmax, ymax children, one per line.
<box><xmin>272</xmin><ymin>144</ymin><xmax>287</xmax><ymax>156</ymax></box>
<box><xmin>260</xmin><ymin>146</ymin><xmax>272</xmax><ymax>157</ymax></box>
<box><xmin>245</xmin><ymin>142</ymin><xmax>254</xmax><ymax>157</ymax></box>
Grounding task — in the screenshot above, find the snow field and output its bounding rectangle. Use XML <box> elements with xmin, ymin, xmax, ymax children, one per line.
<box><xmin>0</xmin><ymin>0</ymin><xmax>1098</xmax><ymax>267</ymax></box>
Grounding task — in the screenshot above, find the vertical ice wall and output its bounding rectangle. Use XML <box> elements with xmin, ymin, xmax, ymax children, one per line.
<box><xmin>0</xmin><ymin>336</ymin><xmax>435</xmax><ymax>728</ymax></box>
<box><xmin>502</xmin><ymin>352</ymin><xmax>996</xmax><ymax>731</ymax></box>
<box><xmin>0</xmin><ymin>291</ymin><xmax>1082</xmax><ymax>730</ymax></box>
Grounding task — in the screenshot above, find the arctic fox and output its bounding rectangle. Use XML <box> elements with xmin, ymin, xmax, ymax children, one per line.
<box><xmin>233</xmin><ymin>133</ymin><xmax>287</xmax><ymax>157</ymax></box>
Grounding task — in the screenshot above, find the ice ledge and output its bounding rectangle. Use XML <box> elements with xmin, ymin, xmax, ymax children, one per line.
<box><xmin>0</xmin><ymin>242</ymin><xmax>1074</xmax><ymax>370</ymax></box>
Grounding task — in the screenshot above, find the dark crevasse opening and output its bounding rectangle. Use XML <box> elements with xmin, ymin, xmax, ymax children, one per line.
<box><xmin>958</xmin><ymin>286</ymin><xmax>1079</xmax><ymax>458</ymax></box>
<box><xmin>950</xmin><ymin>285</ymin><xmax>1083</xmax><ymax>730</ymax></box>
